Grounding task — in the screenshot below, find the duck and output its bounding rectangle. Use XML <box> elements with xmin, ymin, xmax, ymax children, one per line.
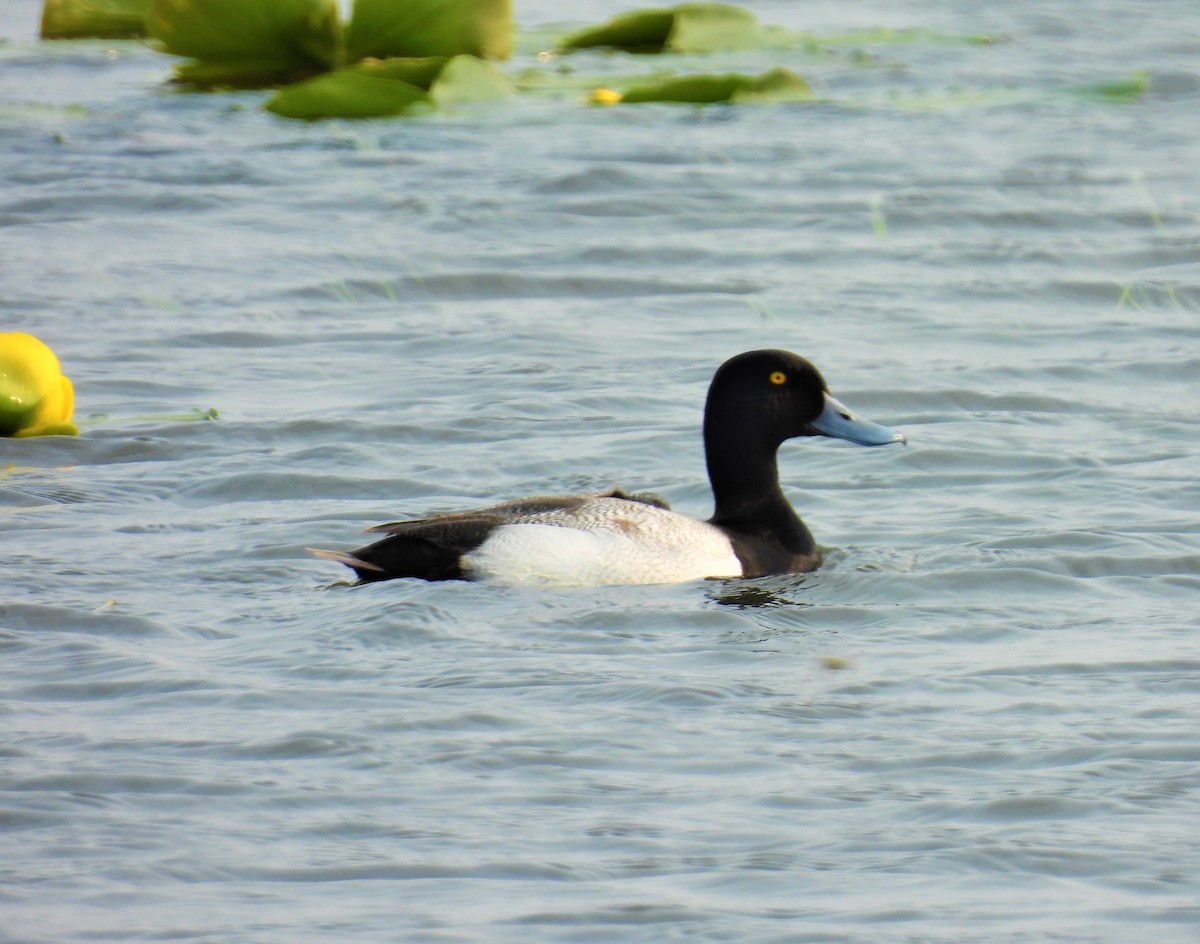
<box><xmin>311</xmin><ymin>349</ymin><xmax>905</xmax><ymax>587</ymax></box>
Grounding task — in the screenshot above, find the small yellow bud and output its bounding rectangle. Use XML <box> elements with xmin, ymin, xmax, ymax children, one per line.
<box><xmin>589</xmin><ymin>87</ymin><xmax>623</xmax><ymax>106</ymax></box>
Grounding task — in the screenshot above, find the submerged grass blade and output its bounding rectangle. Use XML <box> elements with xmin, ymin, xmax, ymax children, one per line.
<box><xmin>847</xmin><ymin>71</ymin><xmax>1148</xmax><ymax>112</ymax></box>
<box><xmin>77</xmin><ymin>407</ymin><xmax>219</xmax><ymax>427</ymax></box>
<box><xmin>868</xmin><ymin>194</ymin><xmax>888</xmax><ymax>237</ymax></box>
<box><xmin>793</xmin><ymin>26</ymin><xmax>998</xmax><ymax>48</ymax></box>
<box><xmin>1071</xmin><ymin>71</ymin><xmax>1149</xmax><ymax>102</ymax></box>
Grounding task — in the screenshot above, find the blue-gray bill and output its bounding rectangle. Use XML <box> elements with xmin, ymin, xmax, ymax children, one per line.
<box><xmin>806</xmin><ymin>393</ymin><xmax>906</xmax><ymax>446</ymax></box>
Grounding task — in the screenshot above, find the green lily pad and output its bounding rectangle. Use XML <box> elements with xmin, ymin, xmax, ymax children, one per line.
<box><xmin>266</xmin><ymin>69</ymin><xmax>432</xmax><ymax>120</ymax></box>
<box><xmin>730</xmin><ymin>67</ymin><xmax>813</xmax><ymax>103</ymax></box>
<box><xmin>346</xmin><ymin>0</ymin><xmax>513</xmax><ymax>63</ymax></box>
<box><xmin>428</xmin><ymin>54</ymin><xmax>514</xmax><ymax>104</ymax></box>
<box><xmin>265</xmin><ymin>55</ymin><xmax>511</xmax><ymax>119</ymax></box>
<box><xmin>620</xmin><ymin>72</ymin><xmax>746</xmax><ymax>103</ymax></box>
<box><xmin>559</xmin><ymin>3</ymin><xmax>762</xmax><ymax>54</ymax></box>
<box><xmin>349</xmin><ymin>56</ymin><xmax>450</xmax><ymax>89</ymax></box>
<box><xmin>41</xmin><ymin>0</ymin><xmax>152</xmax><ymax>38</ymax></box>
<box><xmin>560</xmin><ymin>9</ymin><xmax>675</xmax><ymax>53</ymax></box>
<box><xmin>170</xmin><ymin>57</ymin><xmax>324</xmax><ymax>88</ymax></box>
<box><xmin>617</xmin><ymin>67</ymin><xmax>811</xmax><ymax>104</ymax></box>
<box><xmin>147</xmin><ymin>0</ymin><xmax>339</xmax><ymax>87</ymax></box>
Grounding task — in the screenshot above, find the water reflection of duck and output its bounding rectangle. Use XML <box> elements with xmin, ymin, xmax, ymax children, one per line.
<box><xmin>313</xmin><ymin>350</ymin><xmax>905</xmax><ymax>587</ymax></box>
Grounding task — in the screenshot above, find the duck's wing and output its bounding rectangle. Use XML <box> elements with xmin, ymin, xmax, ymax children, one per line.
<box><xmin>363</xmin><ymin>495</ymin><xmax>589</xmax><ymax>536</ymax></box>
<box><xmin>603</xmin><ymin>489</ymin><xmax>671</xmax><ymax>510</ymax></box>
<box><xmin>363</xmin><ymin>490</ymin><xmax>671</xmax><ymax>536</ymax></box>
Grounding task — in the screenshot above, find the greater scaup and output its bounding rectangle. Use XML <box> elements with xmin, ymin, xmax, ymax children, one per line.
<box><xmin>312</xmin><ymin>350</ymin><xmax>905</xmax><ymax>586</ymax></box>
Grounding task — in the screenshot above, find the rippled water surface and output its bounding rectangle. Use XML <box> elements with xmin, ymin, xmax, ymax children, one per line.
<box><xmin>2</xmin><ymin>0</ymin><xmax>1199</xmax><ymax>940</ymax></box>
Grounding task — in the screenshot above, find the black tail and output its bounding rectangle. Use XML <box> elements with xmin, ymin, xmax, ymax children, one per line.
<box><xmin>309</xmin><ymin>533</ymin><xmax>468</xmax><ymax>583</ymax></box>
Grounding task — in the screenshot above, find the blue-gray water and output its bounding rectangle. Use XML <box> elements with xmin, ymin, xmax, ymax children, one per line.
<box><xmin>2</xmin><ymin>0</ymin><xmax>1199</xmax><ymax>940</ymax></box>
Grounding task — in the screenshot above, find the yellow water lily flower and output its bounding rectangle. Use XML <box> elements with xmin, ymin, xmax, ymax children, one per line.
<box><xmin>589</xmin><ymin>87</ymin><xmax>623</xmax><ymax>106</ymax></box>
<box><xmin>0</xmin><ymin>332</ymin><xmax>78</xmax><ymax>438</ymax></box>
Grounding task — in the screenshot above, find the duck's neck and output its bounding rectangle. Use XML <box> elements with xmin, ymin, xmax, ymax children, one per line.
<box><xmin>704</xmin><ymin>423</ymin><xmax>814</xmax><ymax>553</ymax></box>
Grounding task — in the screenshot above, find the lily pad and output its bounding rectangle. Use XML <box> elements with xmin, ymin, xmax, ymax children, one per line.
<box><xmin>620</xmin><ymin>72</ymin><xmax>746</xmax><ymax>103</ymax></box>
<box><xmin>147</xmin><ymin>0</ymin><xmax>339</xmax><ymax>87</ymax></box>
<box><xmin>730</xmin><ymin>67</ymin><xmax>813</xmax><ymax>103</ymax></box>
<box><xmin>428</xmin><ymin>54</ymin><xmax>514</xmax><ymax>105</ymax></box>
<box><xmin>349</xmin><ymin>56</ymin><xmax>450</xmax><ymax>89</ymax></box>
<box><xmin>41</xmin><ymin>0</ymin><xmax>152</xmax><ymax>38</ymax></box>
<box><xmin>617</xmin><ymin>67</ymin><xmax>811</xmax><ymax>104</ymax></box>
<box><xmin>265</xmin><ymin>55</ymin><xmax>512</xmax><ymax>119</ymax></box>
<box><xmin>559</xmin><ymin>3</ymin><xmax>762</xmax><ymax>54</ymax></box>
<box><xmin>346</xmin><ymin>0</ymin><xmax>513</xmax><ymax>63</ymax></box>
<box><xmin>266</xmin><ymin>69</ymin><xmax>431</xmax><ymax>120</ymax></box>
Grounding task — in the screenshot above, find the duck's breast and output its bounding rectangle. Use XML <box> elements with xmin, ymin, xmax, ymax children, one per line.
<box><xmin>462</xmin><ymin>496</ymin><xmax>743</xmax><ymax>586</ymax></box>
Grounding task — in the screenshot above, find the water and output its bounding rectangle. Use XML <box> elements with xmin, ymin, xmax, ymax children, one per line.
<box><xmin>2</xmin><ymin>0</ymin><xmax>1199</xmax><ymax>940</ymax></box>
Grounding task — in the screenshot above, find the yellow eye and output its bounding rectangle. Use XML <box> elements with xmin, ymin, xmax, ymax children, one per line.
<box><xmin>769</xmin><ymin>371</ymin><xmax>787</xmax><ymax>385</ymax></box>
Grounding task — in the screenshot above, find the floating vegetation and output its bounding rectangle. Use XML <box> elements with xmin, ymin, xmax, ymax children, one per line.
<box><xmin>75</xmin><ymin>407</ymin><xmax>220</xmax><ymax>426</ymax></box>
<box><xmin>1115</xmin><ymin>279</ymin><xmax>1191</xmax><ymax>313</ymax></box>
<box><xmin>143</xmin><ymin>0</ymin><xmax>511</xmax><ymax>90</ymax></box>
<box><xmin>265</xmin><ymin>54</ymin><xmax>513</xmax><ymax>119</ymax></box>
<box><xmin>147</xmin><ymin>0</ymin><xmax>340</xmax><ymax>87</ymax></box>
<box><xmin>559</xmin><ymin>2</ymin><xmax>762</xmax><ymax>54</ymax></box>
<box><xmin>853</xmin><ymin>70</ymin><xmax>1150</xmax><ymax>111</ymax></box>
<box><xmin>1072</xmin><ymin>70</ymin><xmax>1149</xmax><ymax>102</ymax></box>
<box><xmin>345</xmin><ymin>0</ymin><xmax>512</xmax><ymax>63</ymax></box>
<box><xmin>595</xmin><ymin>67</ymin><xmax>812</xmax><ymax>105</ymax></box>
<box><xmin>40</xmin><ymin>0</ymin><xmax>152</xmax><ymax>39</ymax></box>
<box><xmin>34</xmin><ymin>0</ymin><xmax>1147</xmax><ymax>121</ymax></box>
<box><xmin>792</xmin><ymin>26</ymin><xmax>998</xmax><ymax>50</ymax></box>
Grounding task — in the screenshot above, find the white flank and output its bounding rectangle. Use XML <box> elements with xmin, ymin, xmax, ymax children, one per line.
<box><xmin>462</xmin><ymin>497</ymin><xmax>742</xmax><ymax>587</ymax></box>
